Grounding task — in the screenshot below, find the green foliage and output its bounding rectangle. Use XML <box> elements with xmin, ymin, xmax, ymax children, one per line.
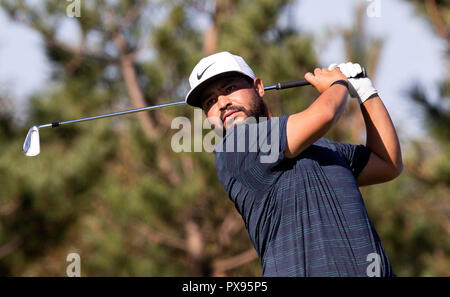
<box><xmin>339</xmin><ymin>0</ymin><xmax>450</xmax><ymax>276</ymax></box>
<box><xmin>0</xmin><ymin>0</ymin><xmax>448</xmax><ymax>277</ymax></box>
<box><xmin>0</xmin><ymin>0</ymin><xmax>316</xmax><ymax>276</ymax></box>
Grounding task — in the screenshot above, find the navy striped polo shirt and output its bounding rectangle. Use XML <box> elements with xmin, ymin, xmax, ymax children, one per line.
<box><xmin>213</xmin><ymin>115</ymin><xmax>394</xmax><ymax>277</ymax></box>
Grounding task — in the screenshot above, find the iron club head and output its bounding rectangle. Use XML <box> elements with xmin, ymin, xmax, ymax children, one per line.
<box><xmin>23</xmin><ymin>126</ymin><xmax>40</xmax><ymax>157</ymax></box>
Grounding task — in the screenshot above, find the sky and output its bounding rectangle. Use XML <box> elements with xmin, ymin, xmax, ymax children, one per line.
<box><xmin>293</xmin><ymin>0</ymin><xmax>447</xmax><ymax>142</ymax></box>
<box><xmin>0</xmin><ymin>0</ymin><xmax>447</xmax><ymax>143</ymax></box>
<box><xmin>0</xmin><ymin>7</ymin><xmax>50</xmax><ymax>115</ymax></box>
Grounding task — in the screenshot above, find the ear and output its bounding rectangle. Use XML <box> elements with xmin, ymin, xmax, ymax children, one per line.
<box><xmin>253</xmin><ymin>77</ymin><xmax>265</xmax><ymax>98</ymax></box>
<box><xmin>253</xmin><ymin>78</ymin><xmax>272</xmax><ymax>119</ymax></box>
<box><xmin>264</xmin><ymin>101</ymin><xmax>272</xmax><ymax>119</ymax></box>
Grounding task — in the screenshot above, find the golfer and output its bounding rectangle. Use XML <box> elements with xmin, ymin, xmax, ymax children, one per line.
<box><xmin>185</xmin><ymin>52</ymin><xmax>402</xmax><ymax>277</ymax></box>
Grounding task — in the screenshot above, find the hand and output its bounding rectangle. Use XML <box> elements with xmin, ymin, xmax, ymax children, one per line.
<box><xmin>304</xmin><ymin>67</ymin><xmax>348</xmax><ymax>94</ymax></box>
<box><xmin>329</xmin><ymin>62</ymin><xmax>378</xmax><ymax>104</ymax></box>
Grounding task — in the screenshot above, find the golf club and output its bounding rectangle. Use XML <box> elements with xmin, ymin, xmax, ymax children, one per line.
<box><xmin>23</xmin><ymin>68</ymin><xmax>366</xmax><ymax>157</ymax></box>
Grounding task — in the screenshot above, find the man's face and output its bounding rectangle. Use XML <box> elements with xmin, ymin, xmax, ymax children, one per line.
<box><xmin>200</xmin><ymin>75</ymin><xmax>268</xmax><ymax>131</ymax></box>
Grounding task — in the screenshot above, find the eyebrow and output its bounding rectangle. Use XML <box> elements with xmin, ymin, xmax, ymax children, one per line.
<box><xmin>202</xmin><ymin>78</ymin><xmax>237</xmax><ymax>105</ymax></box>
<box><xmin>220</xmin><ymin>78</ymin><xmax>235</xmax><ymax>89</ymax></box>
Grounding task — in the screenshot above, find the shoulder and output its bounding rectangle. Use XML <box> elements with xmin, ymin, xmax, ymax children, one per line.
<box><xmin>305</xmin><ymin>137</ymin><xmax>336</xmax><ymax>151</ymax></box>
<box><xmin>308</xmin><ymin>138</ymin><xmax>358</xmax><ymax>160</ymax></box>
<box><xmin>293</xmin><ymin>137</ymin><xmax>345</xmax><ymax>163</ymax></box>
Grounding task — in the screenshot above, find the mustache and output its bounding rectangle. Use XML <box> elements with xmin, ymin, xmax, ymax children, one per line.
<box><xmin>220</xmin><ymin>105</ymin><xmax>248</xmax><ymax>122</ymax></box>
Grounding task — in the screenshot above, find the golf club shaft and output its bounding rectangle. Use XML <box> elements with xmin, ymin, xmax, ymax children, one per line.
<box><xmin>264</xmin><ymin>79</ymin><xmax>310</xmax><ymax>91</ymax></box>
<box><xmin>38</xmin><ymin>69</ymin><xmax>367</xmax><ymax>129</ymax></box>
<box><xmin>38</xmin><ymin>99</ymin><xmax>186</xmax><ymax>129</ymax></box>
<box><xmin>36</xmin><ymin>80</ymin><xmax>306</xmax><ymax>129</ymax></box>
<box><xmin>264</xmin><ymin>67</ymin><xmax>367</xmax><ymax>91</ymax></box>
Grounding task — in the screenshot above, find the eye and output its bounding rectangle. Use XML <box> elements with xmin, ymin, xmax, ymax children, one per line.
<box><xmin>204</xmin><ymin>98</ymin><xmax>217</xmax><ymax>110</ymax></box>
<box><xmin>225</xmin><ymin>85</ymin><xmax>236</xmax><ymax>94</ymax></box>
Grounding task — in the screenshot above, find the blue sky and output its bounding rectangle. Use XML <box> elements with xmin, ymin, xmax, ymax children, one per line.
<box><xmin>294</xmin><ymin>0</ymin><xmax>447</xmax><ymax>142</ymax></box>
<box><xmin>0</xmin><ymin>0</ymin><xmax>447</xmax><ymax>143</ymax></box>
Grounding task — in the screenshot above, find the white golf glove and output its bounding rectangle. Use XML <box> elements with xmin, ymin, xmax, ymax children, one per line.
<box><xmin>328</xmin><ymin>62</ymin><xmax>378</xmax><ymax>104</ymax></box>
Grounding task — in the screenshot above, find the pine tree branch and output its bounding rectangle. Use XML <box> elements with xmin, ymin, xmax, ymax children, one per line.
<box><xmin>0</xmin><ymin>236</ymin><xmax>21</xmax><ymax>260</ymax></box>
<box><xmin>203</xmin><ymin>25</ymin><xmax>218</xmax><ymax>55</ymax></box>
<box><xmin>0</xmin><ymin>202</ymin><xmax>19</xmax><ymax>216</ymax></box>
<box><xmin>424</xmin><ymin>0</ymin><xmax>449</xmax><ymax>42</ymax></box>
<box><xmin>120</xmin><ymin>2</ymin><xmax>145</xmax><ymax>32</ymax></box>
<box><xmin>217</xmin><ymin>211</ymin><xmax>244</xmax><ymax>250</ymax></box>
<box><xmin>113</xmin><ymin>31</ymin><xmax>159</xmax><ymax>141</ymax></box>
<box><xmin>134</xmin><ymin>222</ymin><xmax>187</xmax><ymax>251</ymax></box>
<box><xmin>113</xmin><ymin>27</ymin><xmax>182</xmax><ymax>186</ymax></box>
<box><xmin>185</xmin><ymin>0</ymin><xmax>215</xmax><ymax>15</ymax></box>
<box><xmin>185</xmin><ymin>220</ymin><xmax>208</xmax><ymax>275</ymax></box>
<box><xmin>213</xmin><ymin>248</ymin><xmax>258</xmax><ymax>276</ymax></box>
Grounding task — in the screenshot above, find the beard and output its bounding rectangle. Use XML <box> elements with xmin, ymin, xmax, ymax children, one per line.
<box><xmin>213</xmin><ymin>91</ymin><xmax>269</xmax><ymax>137</ymax></box>
<box><xmin>221</xmin><ymin>93</ymin><xmax>268</xmax><ymax>125</ymax></box>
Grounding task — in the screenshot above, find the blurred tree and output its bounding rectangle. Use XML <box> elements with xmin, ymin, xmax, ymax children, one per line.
<box><xmin>343</xmin><ymin>0</ymin><xmax>450</xmax><ymax>276</ymax></box>
<box><xmin>360</xmin><ymin>79</ymin><xmax>450</xmax><ymax>276</ymax></box>
<box><xmin>0</xmin><ymin>0</ymin><xmax>317</xmax><ymax>276</ymax></box>
<box><xmin>326</xmin><ymin>3</ymin><xmax>384</xmax><ymax>143</ymax></box>
<box><xmin>323</xmin><ymin>0</ymin><xmax>450</xmax><ymax>276</ymax></box>
<box><xmin>407</xmin><ymin>0</ymin><xmax>449</xmax><ymax>48</ymax></box>
<box><xmin>389</xmin><ymin>0</ymin><xmax>450</xmax><ymax>276</ymax></box>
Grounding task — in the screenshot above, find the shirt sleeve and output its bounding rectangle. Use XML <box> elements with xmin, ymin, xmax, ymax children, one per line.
<box><xmin>214</xmin><ymin>115</ymin><xmax>289</xmax><ymax>190</ymax></box>
<box><xmin>331</xmin><ymin>141</ymin><xmax>372</xmax><ymax>178</ymax></box>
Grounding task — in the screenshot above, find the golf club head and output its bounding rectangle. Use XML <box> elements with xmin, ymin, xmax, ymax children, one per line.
<box><xmin>23</xmin><ymin>126</ymin><xmax>40</xmax><ymax>157</ymax></box>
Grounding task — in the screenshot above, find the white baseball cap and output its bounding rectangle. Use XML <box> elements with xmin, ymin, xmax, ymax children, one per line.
<box><xmin>185</xmin><ymin>51</ymin><xmax>256</xmax><ymax>108</ymax></box>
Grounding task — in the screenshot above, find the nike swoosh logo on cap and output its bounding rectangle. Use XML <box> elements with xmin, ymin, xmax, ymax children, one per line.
<box><xmin>197</xmin><ymin>62</ymin><xmax>215</xmax><ymax>80</ymax></box>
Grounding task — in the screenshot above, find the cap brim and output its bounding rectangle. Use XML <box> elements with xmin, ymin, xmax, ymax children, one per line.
<box><xmin>185</xmin><ymin>71</ymin><xmax>253</xmax><ymax>109</ymax></box>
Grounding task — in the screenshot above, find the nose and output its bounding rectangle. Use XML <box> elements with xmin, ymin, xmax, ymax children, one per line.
<box><xmin>217</xmin><ymin>94</ymin><xmax>232</xmax><ymax>110</ymax></box>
